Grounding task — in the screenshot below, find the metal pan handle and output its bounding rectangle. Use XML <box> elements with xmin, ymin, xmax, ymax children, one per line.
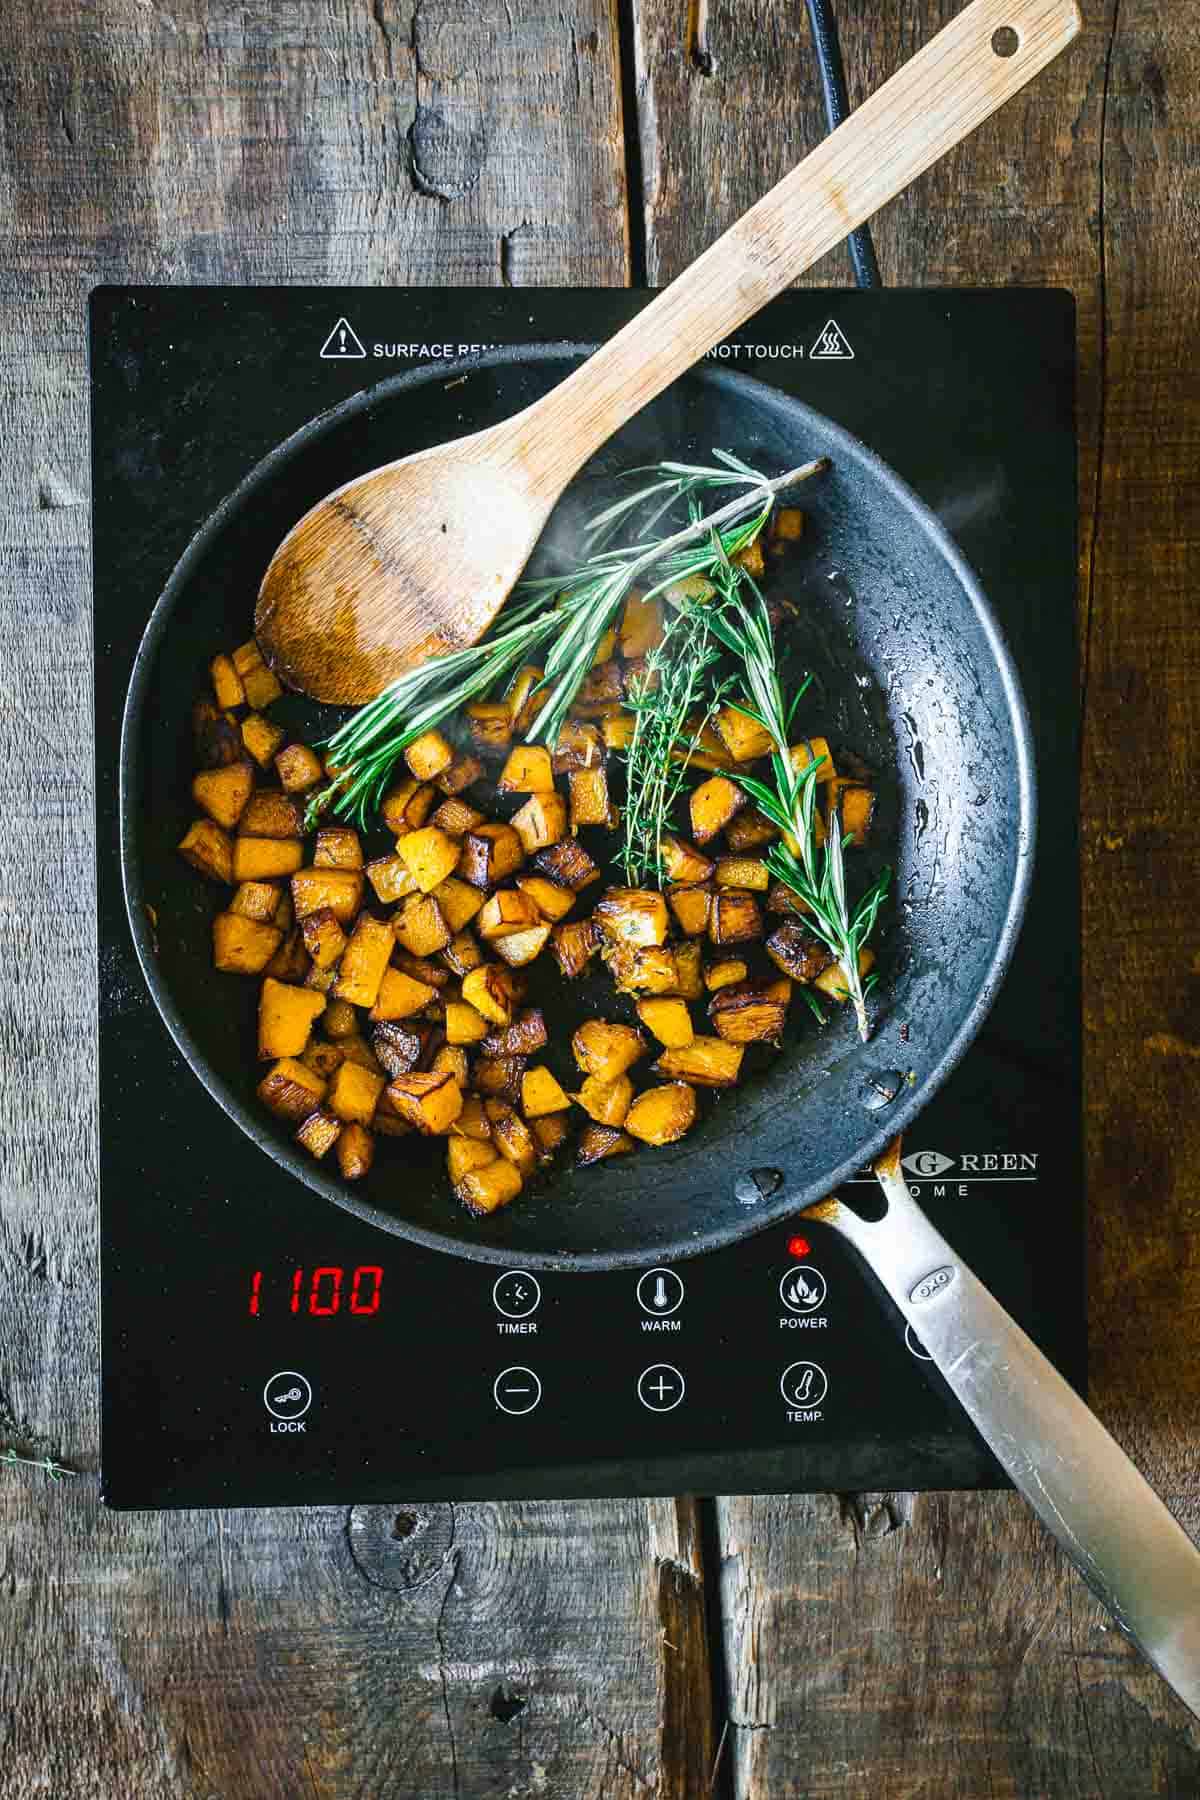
<box><xmin>805</xmin><ymin>1140</ymin><xmax>1200</xmax><ymax>1718</ymax></box>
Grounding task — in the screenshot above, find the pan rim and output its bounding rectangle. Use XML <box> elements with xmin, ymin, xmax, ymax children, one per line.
<box><xmin>119</xmin><ymin>342</ymin><xmax>1036</xmax><ymax>1271</ymax></box>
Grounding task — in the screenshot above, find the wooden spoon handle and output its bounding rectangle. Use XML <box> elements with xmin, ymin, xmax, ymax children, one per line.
<box><xmin>523</xmin><ymin>0</ymin><xmax>1081</xmax><ymax>487</ymax></box>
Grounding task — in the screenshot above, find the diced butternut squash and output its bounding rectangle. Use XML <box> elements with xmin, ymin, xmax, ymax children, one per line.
<box><xmin>533</xmin><ymin>838</ymin><xmax>600</xmax><ymax>890</ymax></box>
<box><xmin>448</xmin><ymin>1134</ymin><xmax>500</xmax><ymax>1182</ymax></box>
<box><xmin>590</xmin><ymin>627</ymin><xmax>618</xmax><ymax>666</ymax></box>
<box><xmin>704</xmin><ymin>957</ymin><xmax>749</xmax><ymax>992</ymax></box>
<box><xmin>431</xmin><ymin>795</ymin><xmax>485</xmax><ymax>837</ymax></box>
<box><xmin>624</xmin><ymin>1082</ymin><xmax>697</xmax><ymax>1145</ymax></box>
<box><xmin>241</xmin><ymin>712</ymin><xmax>286</xmax><ymax>769</ymax></box>
<box><xmin>178</xmin><ymin>818</ymin><xmax>234</xmax><ymax>884</ymax></box>
<box><xmin>576</xmin><ymin>1124</ymin><xmax>635</xmax><ymax>1166</ymax></box>
<box><xmin>274</xmin><ymin>743</ymin><xmax>324</xmax><ymax>793</ymax></box>
<box><xmin>471</xmin><ymin>1057</ymin><xmax>527</xmax><ymax>1105</ymax></box>
<box><xmin>233</xmin><ymin>837</ymin><xmax>304</xmax><ymax>882</ymax></box>
<box><xmin>436</xmin><ymin>751</ymin><xmax>484</xmax><ymax>797</ymax></box>
<box><xmin>826</xmin><ymin>778</ymin><xmax>876</xmax><ymax>847</ymax></box>
<box><xmin>445</xmin><ymin>999</ymin><xmax>489</xmax><ymax>1045</ymax></box>
<box><xmin>392</xmin><ymin>893</ymin><xmax>451</xmax><ymax>957</ymax></box>
<box><xmin>669</xmin><ymin>940</ymin><xmax>704</xmax><ymax>1002</ymax></box>
<box><xmin>370</xmin><ymin>965</ymin><xmax>438</xmax><ymax>1022</ymax></box>
<box><xmin>732</xmin><ymin>535</ymin><xmax>765</xmax><ymax>578</ymax></box>
<box><xmin>602</xmin><ymin>713</ymin><xmax>635</xmax><ymax>752</ymax></box>
<box><xmin>461</xmin><ymin>963</ymin><xmax>522</xmax><ymax>1027</ymax></box>
<box><xmin>455</xmin><ymin>1156</ymin><xmax>523</xmax><ymax>1214</ymax></box>
<box><xmin>300</xmin><ymin>906</ymin><xmax>347</xmax><ymax>970</ymax></box>
<box><xmin>765</xmin><ymin>922</ymin><xmax>834</xmax><ymax>984</ymax></box>
<box><xmin>725</xmin><ymin>810</ymin><xmax>778</xmax><ymax>853</ymax></box>
<box><xmin>713</xmin><ymin>703</ymin><xmax>774</xmax><ymax>763</ymax></box>
<box><xmin>304</xmin><ymin>963</ymin><xmax>338</xmax><ymax>995</ymax></box>
<box><xmin>231</xmin><ymin>879</ymin><xmax>281</xmax><ymax>923</ymax></box>
<box><xmin>452</xmin><ymin>1093</ymin><xmax>493</xmax><ymax>1140</ymax></box>
<box><xmin>571</xmin><ymin>659</ymin><xmax>623</xmax><ymax>715</ymax></box>
<box><xmin>397</xmin><ymin>826</ymin><xmax>461</xmax><ymax>894</ymax></box>
<box><xmin>636</xmin><ymin>997</ymin><xmax>695</xmax><ymax>1049</ymax></box>
<box><xmin>572</xmin><ymin>1020</ymin><xmax>645</xmax><ymax>1083</ymax></box>
<box><xmin>323</xmin><ymin>998</ymin><xmax>359</xmax><ymax>1039</ymax></box>
<box><xmin>497</xmin><ymin>745</ymin><xmax>554</xmax><ymax>793</ymax></box>
<box><xmin>314</xmin><ymin>827</ymin><xmax>363</xmax><ymax>870</ymax></box>
<box><xmin>485</xmin><ymin>1100</ymin><xmax>538</xmax><ymax>1177</ymax></box>
<box><xmin>709</xmin><ymin>889</ymin><xmax>763</xmax><ymax>945</ymax></box>
<box><xmin>601</xmin><ymin>942</ymin><xmax>679</xmax><ymax>996</ymax></box>
<box><xmin>690</xmin><ymin>774</ymin><xmax>747</xmax><ymax>844</ymax></box>
<box><xmin>812</xmin><ymin>947</ymin><xmax>876</xmax><ymax>1000</ymax></box>
<box><xmin>213</xmin><ymin>912</ymin><xmax>283</xmax><ymax>974</ymax></box>
<box><xmin>521</xmin><ymin>1066</ymin><xmax>571</xmax><ymax>1117</ymax></box>
<box><xmin>239</xmin><ymin>790</ymin><xmax>306</xmax><ymax>838</ymax></box>
<box><xmin>441</xmin><ymin>930</ymin><xmax>485</xmax><ymax>977</ymax></box>
<box><xmin>790</xmin><ymin>737</ymin><xmax>837</xmax><ymax>784</ymax></box>
<box><xmin>708</xmin><ymin>977</ymin><xmax>791</xmax><ymax>1045</ymax></box>
<box><xmin>505</xmin><ymin>665</ymin><xmax>545</xmax><ymax>736</ymax></box>
<box><xmin>365</xmin><ymin>852</ymin><xmax>419</xmax><ymax>905</ymax></box>
<box><xmin>464</xmin><ymin>702</ymin><xmax>512</xmax><ymax>752</ymax></box>
<box><xmin>336</xmin><ymin>1122</ymin><xmax>375</xmax><ymax>1180</ymax></box>
<box><xmin>458</xmin><ymin>822</ymin><xmax>524</xmax><ymax>889</ymax></box>
<box><xmin>480</xmin><ymin>1009</ymin><xmax>548</xmax><ymax>1058</ymax></box>
<box><xmin>257</xmin><ymin>1057</ymin><xmax>326</xmax><ymax>1123</ymax></box>
<box><xmin>594</xmin><ymin>887</ymin><xmax>669</xmax><ymax>948</ymax></box>
<box><xmin>296</xmin><ymin>1109</ymin><xmax>342</xmax><ymax>1159</ymax></box>
<box><xmin>404</xmin><ymin>729</ymin><xmax>454</xmax><ymax>782</ymax></box>
<box><xmin>478</xmin><ymin>890</ymin><xmax>542</xmax><ymax>941</ymax></box>
<box><xmin>386</xmin><ymin>1070</ymin><xmax>463</xmax><ymax>1135</ymax></box>
<box><xmin>302</xmin><ymin>1040</ymin><xmax>345</xmax><ymax>1079</ymax></box>
<box><xmin>192</xmin><ymin>760</ymin><xmax>254</xmax><ymax>830</ymax></box>
<box><xmin>331</xmin><ymin>914</ymin><xmax>393</xmax><ymax>1007</ymax></box>
<box><xmin>550</xmin><ymin>918</ymin><xmax>600</xmax><ymax>978</ymax></box>
<box><xmin>431</xmin><ymin>875</ymin><xmax>484</xmax><ymax>932</ymax></box>
<box><xmin>666</xmin><ymin>882</ymin><xmax>712</xmax><ymax>938</ymax></box>
<box><xmin>573</xmin><ymin>1073</ymin><xmax>633</xmax><ymax>1127</ymax></box>
<box><xmin>516</xmin><ymin>874</ymin><xmax>575</xmax><ymax>923</ymax></box>
<box><xmin>715</xmin><ymin>856</ymin><xmax>769</xmax><ymax>891</ymax></box>
<box><xmin>326</xmin><ymin>1059</ymin><xmax>385</xmax><ymax>1125</ymax></box>
<box><xmin>193</xmin><ymin>700</ymin><xmax>244</xmax><ymax>769</ymax></box>
<box><xmin>660</xmin><ymin>836</ymin><xmax>714</xmax><ymax>883</ymax></box>
<box><xmin>510</xmin><ymin>792</ymin><xmax>568</xmax><ymax>855</ymax></box>
<box><xmin>768</xmin><ymin>504</ymin><xmax>806</xmax><ymax>547</ymax></box>
<box><xmin>493</xmin><ymin>923</ymin><xmax>551</xmax><ymax>967</ymax></box>
<box><xmin>433</xmin><ymin>1045</ymin><xmax>470</xmax><ymax>1086</ymax></box>
<box><xmin>210</xmin><ymin>652</ymin><xmax>246</xmax><ymax>709</ymax></box>
<box><xmin>372</xmin><ymin>1087</ymin><xmax>414</xmax><ymax>1137</ymax></box>
<box><xmin>232</xmin><ymin>638</ymin><xmax>283</xmax><ymax>708</ymax></box>
<box><xmin>568</xmin><ymin>765</ymin><xmax>616</xmax><ymax>830</ymax></box>
<box><xmin>653</xmin><ymin>1036</ymin><xmax>743</xmax><ymax>1086</ymax></box>
<box><xmin>291</xmin><ymin>867</ymin><xmax>365</xmax><ymax>924</ymax></box>
<box><xmin>551</xmin><ymin>720</ymin><xmax>604</xmax><ymax>773</ymax></box>
<box><xmin>381</xmin><ymin>776</ymin><xmax>436</xmax><ymax>835</ymax></box>
<box><xmin>263</xmin><ymin>927</ymin><xmax>309</xmax><ymax>983</ymax></box>
<box><xmin>258</xmin><ymin>978</ymin><xmax>327</xmax><ymax>1060</ymax></box>
<box><xmin>530</xmin><ymin>1113</ymin><xmax>570</xmax><ymax>1160</ymax></box>
<box><xmin>371</xmin><ymin>1021</ymin><xmax>430</xmax><ymax>1078</ymax></box>
<box><xmin>619</xmin><ymin>591</ymin><xmax>664</xmax><ymax>658</ymax></box>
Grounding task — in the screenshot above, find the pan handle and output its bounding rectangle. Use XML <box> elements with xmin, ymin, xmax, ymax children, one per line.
<box><xmin>804</xmin><ymin>1140</ymin><xmax>1200</xmax><ymax>1719</ymax></box>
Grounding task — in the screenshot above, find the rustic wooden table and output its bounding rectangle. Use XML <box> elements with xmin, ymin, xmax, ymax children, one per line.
<box><xmin>2</xmin><ymin>2</ymin><xmax>1198</xmax><ymax>1794</ymax></box>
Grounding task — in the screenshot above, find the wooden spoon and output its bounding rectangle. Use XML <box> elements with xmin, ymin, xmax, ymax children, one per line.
<box><xmin>256</xmin><ymin>0</ymin><xmax>1081</xmax><ymax>703</ymax></box>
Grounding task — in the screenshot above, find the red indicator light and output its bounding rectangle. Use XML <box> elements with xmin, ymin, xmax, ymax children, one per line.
<box><xmin>248</xmin><ymin>1270</ymin><xmax>262</xmax><ymax>1316</ymax></box>
<box><xmin>787</xmin><ymin>1235</ymin><xmax>812</xmax><ymax>1259</ymax></box>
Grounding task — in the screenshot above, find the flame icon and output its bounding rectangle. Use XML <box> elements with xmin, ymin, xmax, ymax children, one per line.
<box><xmin>783</xmin><ymin>1273</ymin><xmax>819</xmax><ymax>1308</ymax></box>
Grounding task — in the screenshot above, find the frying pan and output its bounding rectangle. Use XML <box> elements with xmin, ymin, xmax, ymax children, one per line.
<box><xmin>121</xmin><ymin>346</ymin><xmax>1032</xmax><ymax>1270</ymax></box>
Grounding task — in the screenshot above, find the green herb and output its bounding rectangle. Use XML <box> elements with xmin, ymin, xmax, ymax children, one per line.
<box><xmin>306</xmin><ymin>454</ymin><xmax>827</xmax><ymax>829</ymax></box>
<box><xmin>708</xmin><ymin>582</ymin><xmax>890</xmax><ymax>1043</ymax></box>
<box><xmin>1</xmin><ymin>1447</ymin><xmax>78</xmax><ymax>1481</ymax></box>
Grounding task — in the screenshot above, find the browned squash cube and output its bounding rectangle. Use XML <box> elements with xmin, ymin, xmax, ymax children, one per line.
<box><xmin>452</xmin><ymin>1093</ymin><xmax>493</xmax><ymax>1141</ymax></box>
<box><xmin>725</xmin><ymin>810</ymin><xmax>779</xmax><ymax>853</ymax></box>
<box><xmin>550</xmin><ymin>918</ymin><xmax>601</xmax><ymax>978</ymax></box>
<box><xmin>273</xmin><ymin>890</ymin><xmax>294</xmax><ymax>932</ymax></box>
<box><xmin>715</xmin><ymin>856</ymin><xmax>770</xmax><ymax>892</ymax></box>
<box><xmin>232</xmin><ymin>638</ymin><xmax>283</xmax><ymax>708</ymax></box>
<box><xmin>480</xmin><ymin>1009</ymin><xmax>548</xmax><ymax>1058</ymax></box>
<box><xmin>568</xmin><ymin>765</ymin><xmax>616</xmax><ymax>831</ymax></box>
<box><xmin>602</xmin><ymin>942</ymin><xmax>679</xmax><ymax>997</ymax></box>
<box><xmin>704</xmin><ymin>957</ymin><xmax>749</xmax><ymax>992</ymax></box>
<box><xmin>304</xmin><ymin>963</ymin><xmax>339</xmax><ymax>995</ymax></box>
<box><xmin>295</xmin><ymin>1109</ymin><xmax>342</xmax><ymax>1159</ymax></box>
<box><xmin>302</xmin><ymin>1040</ymin><xmax>345</xmax><ymax>1080</ymax></box>
<box><xmin>333</xmin><ymin>913</ymin><xmax>395</xmax><ymax>1007</ymax></box>
<box><xmin>210</xmin><ymin>652</ymin><xmax>246</xmax><ymax>710</ymax></box>
<box><xmin>464</xmin><ymin>701</ymin><xmax>513</xmax><ymax>753</ymax></box>
<box><xmin>667</xmin><ymin>882</ymin><xmax>712</xmax><ymax>938</ymax></box>
<box><xmin>327</xmin><ymin>1059</ymin><xmax>385</xmax><ymax>1125</ymax></box>
<box><xmin>571</xmin><ymin>659</ymin><xmax>623</xmax><ymax>716</ymax></box>
<box><xmin>381</xmin><ymin>776</ymin><xmax>436</xmax><ymax>835</ymax></box>
<box><xmin>397</xmin><ymin>826</ymin><xmax>461</xmax><ymax>894</ymax></box>
<box><xmin>455</xmin><ymin>1156</ymin><xmax>523</xmax><ymax>1215</ymax></box>
<box><xmin>291</xmin><ymin>867</ymin><xmax>365</xmax><ymax>924</ymax></box>
<box><xmin>192</xmin><ymin>760</ymin><xmax>255</xmax><ymax>830</ymax></box>
<box><xmin>652</xmin><ymin>1036</ymin><xmax>743</xmax><ymax>1087</ymax></box>
<box><xmin>300</xmin><ymin>906</ymin><xmax>348</xmax><ymax>970</ymax></box>
<box><xmin>314</xmin><ymin>827</ymin><xmax>364</xmax><ymax>870</ymax></box>
<box><xmin>669</xmin><ymin>941</ymin><xmax>704</xmax><ymax>1002</ymax></box>
<box><xmin>576</xmin><ymin>1124</ymin><xmax>634</xmax><ymax>1166</ymax></box>
<box><xmin>673</xmin><ymin>719</ymin><xmax>733</xmax><ymax>773</ymax></box>
<box><xmin>768</xmin><ymin>504</ymin><xmax>806</xmax><ymax>548</ymax></box>
<box><xmin>431</xmin><ymin>877</ymin><xmax>485</xmax><ymax>933</ymax></box>
<box><xmin>320</xmin><ymin>998</ymin><xmax>357</xmax><ymax>1039</ymax></box>
<box><xmin>765</xmin><ymin>922</ymin><xmax>834</xmax><ymax>984</ymax></box>
<box><xmin>625</xmin><ymin>1082</ymin><xmax>697</xmax><ymax>1146</ymax></box>
<box><xmin>619</xmin><ymin>591</ymin><xmax>664</xmax><ymax>658</ymax></box>
<box><xmin>213</xmin><ymin>912</ymin><xmax>283</xmax><ymax>974</ymax></box>
<box><xmin>713</xmin><ymin>704</ymin><xmax>774</xmax><ymax>763</ymax></box>
<box><xmin>386</xmin><ymin>1070</ymin><xmax>463</xmax><ymax>1135</ymax></box>
<box><xmin>812</xmin><ymin>947</ymin><xmax>875</xmax><ymax>1001</ymax></box>
<box><xmin>510</xmin><ymin>792</ymin><xmax>568</xmax><ymax>856</ymax></box>
<box><xmin>602</xmin><ymin>714</ymin><xmax>635</xmax><ymax>752</ymax></box>
<box><xmin>790</xmin><ymin>736</ymin><xmax>837</xmax><ymax>784</ymax></box>
<box><xmin>258</xmin><ymin>977</ymin><xmax>327</xmax><ymax>1060</ymax></box>
<box><xmin>394</xmin><ymin>950</ymin><xmax>450</xmax><ymax>990</ymax></box>
<box><xmin>372</xmin><ymin>1086</ymin><xmax>414</xmax><ymax>1137</ymax></box>
<box><xmin>404</xmin><ymin>728</ymin><xmax>454</xmax><ymax>783</ymax></box>
<box><xmin>477</xmin><ymin>890</ymin><xmax>542</xmax><ymax>941</ymax></box>
<box><xmin>233</xmin><ymin>837</ymin><xmax>304</xmax><ymax>882</ymax></box>
<box><xmin>591</xmin><ymin>626</ymin><xmax>617</xmax><ymax>664</ymax></box>
<box><xmin>372</xmin><ymin>1021</ymin><xmax>429</xmax><ymax>1078</ymax></box>
<box><xmin>551</xmin><ymin>720</ymin><xmax>604</xmax><ymax>773</ymax></box>
<box><xmin>448</xmin><ymin>1134</ymin><xmax>501</xmax><ymax>1183</ymax></box>
<box><xmin>178</xmin><ymin>819</ymin><xmax>234</xmax><ymax>885</ymax></box>
<box><xmin>239</xmin><ymin>790</ymin><xmax>306</xmax><ymax>838</ymax></box>
<box><xmin>659</xmin><ymin>836</ymin><xmax>715</xmax><ymax>883</ymax></box>
<box><xmin>497</xmin><ymin>745</ymin><xmax>554</xmax><ymax>793</ymax></box>
<box><xmin>826</xmin><ymin>778</ymin><xmax>876</xmax><ymax>847</ymax></box>
<box><xmin>435</xmin><ymin>752</ymin><xmax>484</xmax><ymax>798</ymax></box>
<box><xmin>444</xmin><ymin>999</ymin><xmax>489</xmax><ymax>1045</ymax></box>
<box><xmin>636</xmin><ymin>997</ymin><xmax>695</xmax><ymax>1049</ymax></box>
<box><xmin>257</xmin><ymin>1057</ymin><xmax>326</xmax><ymax>1123</ymax></box>
<box><xmin>505</xmin><ymin>664</ymin><xmax>545</xmax><ymax>736</ymax></box>
<box><xmin>231</xmin><ymin>879</ymin><xmax>281</xmax><ymax>923</ymax></box>
<box><xmin>365</xmin><ymin>852</ymin><xmax>418</xmax><ymax>905</ymax></box>
<box><xmin>458</xmin><ymin>822</ymin><xmax>524</xmax><ymax>890</ymax></box>
<box><xmin>392</xmin><ymin>892</ymin><xmax>451</xmax><ymax>958</ymax></box>
<box><xmin>430</xmin><ymin>796</ymin><xmax>485</xmax><ymax>838</ymax></box>
<box><xmin>274</xmin><ymin>743</ymin><xmax>324</xmax><ymax>793</ymax></box>
<box><xmin>336</xmin><ymin>1122</ymin><xmax>375</xmax><ymax>1181</ymax></box>
<box><xmin>533</xmin><ymin>838</ymin><xmax>600</xmax><ymax>891</ymax></box>
<box><xmin>530</xmin><ymin>1113</ymin><xmax>570</xmax><ymax>1161</ymax></box>
<box><xmin>766</xmin><ymin>880</ymin><xmax>812</xmax><ymax>917</ymax></box>
<box><xmin>572</xmin><ymin>1073</ymin><xmax>633</xmax><ymax>1127</ymax></box>
<box><xmin>690</xmin><ymin>774</ymin><xmax>748</xmax><ymax>845</ymax></box>
<box><xmin>521</xmin><ymin>1066</ymin><xmax>571</xmax><ymax>1117</ymax></box>
<box><xmin>193</xmin><ymin>700</ymin><xmax>244</xmax><ymax>769</ymax></box>
<box><xmin>709</xmin><ymin>889</ymin><xmax>763</xmax><ymax>946</ymax></box>
<box><xmin>370</xmin><ymin>965</ymin><xmax>437</xmax><ymax>1022</ymax></box>
<box><xmin>241</xmin><ymin>711</ymin><xmax>287</xmax><ymax>769</ymax></box>
<box><xmin>461</xmin><ymin>962</ymin><xmax>522</xmax><ymax>1027</ymax></box>
<box><xmin>572</xmin><ymin>1019</ymin><xmax>645</xmax><ymax>1083</ymax></box>
<box><xmin>441</xmin><ymin>930</ymin><xmax>485</xmax><ymax>978</ymax></box>
<box><xmin>595</xmin><ymin>887</ymin><xmax>670</xmax><ymax>949</ymax></box>
<box><xmin>493</xmin><ymin>923</ymin><xmax>551</xmax><ymax>967</ymax></box>
<box><xmin>471</xmin><ymin>1056</ymin><xmax>527</xmax><ymax>1106</ymax></box>
<box><xmin>432</xmin><ymin>1045</ymin><xmax>470</xmax><ymax>1086</ymax></box>
<box><xmin>264</xmin><ymin>927</ymin><xmax>310</xmax><ymax>983</ymax></box>
<box><xmin>485</xmin><ymin>1100</ymin><xmax>538</xmax><ymax>1177</ymax></box>
<box><xmin>708</xmin><ymin>977</ymin><xmax>791</xmax><ymax>1046</ymax></box>
<box><xmin>516</xmin><ymin>875</ymin><xmax>575</xmax><ymax>923</ymax></box>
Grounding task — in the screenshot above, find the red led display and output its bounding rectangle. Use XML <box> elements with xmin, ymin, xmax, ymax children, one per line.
<box><xmin>249</xmin><ymin>1265</ymin><xmax>384</xmax><ymax>1318</ymax></box>
<box><xmin>786</xmin><ymin>1235</ymin><xmax>812</xmax><ymax>1259</ymax></box>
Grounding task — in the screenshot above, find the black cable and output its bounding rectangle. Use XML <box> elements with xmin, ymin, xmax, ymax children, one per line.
<box><xmin>802</xmin><ymin>0</ymin><xmax>882</xmax><ymax>289</ymax></box>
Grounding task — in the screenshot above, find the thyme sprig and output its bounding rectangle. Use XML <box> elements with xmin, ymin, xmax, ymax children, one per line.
<box><xmin>306</xmin><ymin>455</ymin><xmax>827</xmax><ymax>828</ymax></box>
<box><xmin>1</xmin><ymin>1447</ymin><xmax>78</xmax><ymax>1481</ymax></box>
<box><xmin>708</xmin><ymin>583</ymin><xmax>891</xmax><ymax>1043</ymax></box>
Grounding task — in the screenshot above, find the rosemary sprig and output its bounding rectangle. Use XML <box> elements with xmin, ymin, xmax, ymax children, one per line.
<box><xmin>708</xmin><ymin>582</ymin><xmax>890</xmax><ymax>1043</ymax></box>
<box><xmin>307</xmin><ymin>455</ymin><xmax>827</xmax><ymax>828</ymax></box>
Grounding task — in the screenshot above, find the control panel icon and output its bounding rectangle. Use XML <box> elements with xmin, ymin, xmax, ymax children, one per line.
<box><xmin>263</xmin><ymin>1371</ymin><xmax>313</xmax><ymax>1421</ymax></box>
<box><xmin>779</xmin><ymin>1266</ymin><xmax>827</xmax><ymax>1313</ymax></box>
<box><xmin>780</xmin><ymin>1361</ymin><xmax>828</xmax><ymax>1408</ymax></box>
<box><xmin>636</xmin><ymin>1267</ymin><xmax>684</xmax><ymax>1316</ymax></box>
<box><xmin>493</xmin><ymin>1367</ymin><xmax>542</xmax><ymax>1415</ymax></box>
<box><xmin>637</xmin><ymin>1364</ymin><xmax>686</xmax><ymax>1412</ymax></box>
<box><xmin>493</xmin><ymin>1271</ymin><xmax>542</xmax><ymax>1319</ymax></box>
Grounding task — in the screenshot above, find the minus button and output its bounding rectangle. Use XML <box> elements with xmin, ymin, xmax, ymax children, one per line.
<box><xmin>493</xmin><ymin>1366</ymin><xmax>543</xmax><ymax>1416</ymax></box>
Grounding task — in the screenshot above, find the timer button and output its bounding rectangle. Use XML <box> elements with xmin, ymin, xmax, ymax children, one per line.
<box><xmin>264</xmin><ymin>1371</ymin><xmax>312</xmax><ymax>1421</ymax></box>
<box><xmin>493</xmin><ymin>1271</ymin><xmax>541</xmax><ymax>1319</ymax></box>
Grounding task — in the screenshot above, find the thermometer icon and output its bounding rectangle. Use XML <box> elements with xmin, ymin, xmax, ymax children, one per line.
<box><xmin>637</xmin><ymin>1268</ymin><xmax>684</xmax><ymax>1316</ymax></box>
<box><xmin>653</xmin><ymin>1276</ymin><xmax>669</xmax><ymax>1309</ymax></box>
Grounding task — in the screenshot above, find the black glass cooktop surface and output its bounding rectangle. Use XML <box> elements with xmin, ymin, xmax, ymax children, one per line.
<box><xmin>94</xmin><ymin>286</ymin><xmax>1079</xmax><ymax>1508</ymax></box>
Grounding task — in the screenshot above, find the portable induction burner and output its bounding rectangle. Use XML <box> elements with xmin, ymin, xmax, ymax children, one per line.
<box><xmin>94</xmin><ymin>286</ymin><xmax>1080</xmax><ymax>1509</ymax></box>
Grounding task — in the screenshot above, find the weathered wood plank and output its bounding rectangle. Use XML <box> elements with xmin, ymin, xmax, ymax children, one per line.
<box><xmin>630</xmin><ymin>1</ymin><xmax>1200</xmax><ymax>1794</ymax></box>
<box><xmin>0</xmin><ymin>5</ymin><xmax>711</xmax><ymax>1797</ymax></box>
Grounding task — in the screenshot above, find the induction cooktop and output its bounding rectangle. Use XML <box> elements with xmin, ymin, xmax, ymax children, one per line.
<box><xmin>94</xmin><ymin>285</ymin><xmax>1080</xmax><ymax>1509</ymax></box>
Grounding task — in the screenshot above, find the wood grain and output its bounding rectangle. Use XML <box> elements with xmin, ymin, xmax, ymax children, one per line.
<box><xmin>630</xmin><ymin>0</ymin><xmax>1200</xmax><ymax>1792</ymax></box>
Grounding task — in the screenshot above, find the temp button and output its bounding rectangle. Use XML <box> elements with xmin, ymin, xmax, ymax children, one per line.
<box><xmin>264</xmin><ymin>1371</ymin><xmax>312</xmax><ymax>1421</ymax></box>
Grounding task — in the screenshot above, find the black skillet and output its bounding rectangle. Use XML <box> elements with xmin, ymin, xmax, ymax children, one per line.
<box><xmin>121</xmin><ymin>347</ymin><xmax>1033</xmax><ymax>1271</ymax></box>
